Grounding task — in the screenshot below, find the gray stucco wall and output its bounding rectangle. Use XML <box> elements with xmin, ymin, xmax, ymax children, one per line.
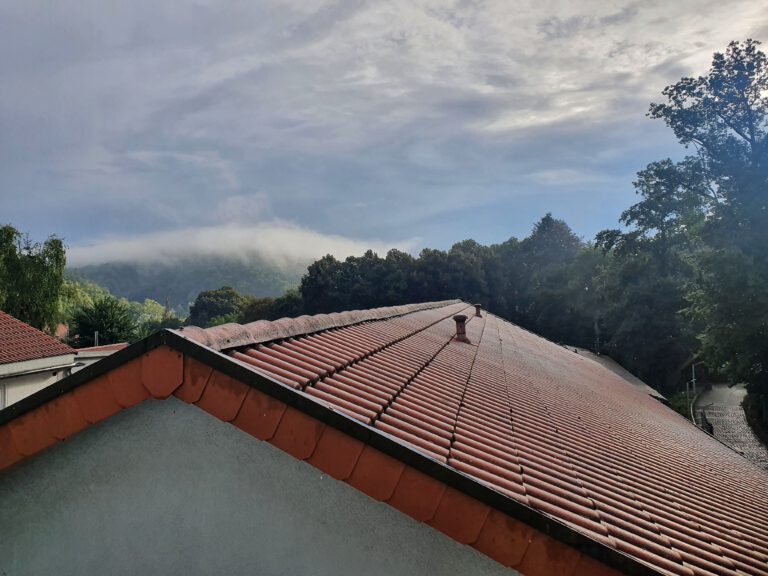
<box><xmin>0</xmin><ymin>397</ymin><xmax>515</xmax><ymax>576</ymax></box>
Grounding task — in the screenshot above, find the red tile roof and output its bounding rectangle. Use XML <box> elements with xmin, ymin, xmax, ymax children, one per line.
<box><xmin>0</xmin><ymin>311</ymin><xmax>75</xmax><ymax>365</ymax></box>
<box><xmin>192</xmin><ymin>301</ymin><xmax>768</xmax><ymax>576</ymax></box>
<box><xmin>1</xmin><ymin>300</ymin><xmax>767</xmax><ymax>576</ymax></box>
<box><xmin>0</xmin><ymin>344</ymin><xmax>624</xmax><ymax>576</ymax></box>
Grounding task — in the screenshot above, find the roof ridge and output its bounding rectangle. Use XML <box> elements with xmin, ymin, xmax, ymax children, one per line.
<box><xmin>175</xmin><ymin>299</ymin><xmax>463</xmax><ymax>352</ymax></box>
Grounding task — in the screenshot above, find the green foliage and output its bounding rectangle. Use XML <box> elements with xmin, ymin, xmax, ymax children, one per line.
<box><xmin>239</xmin><ymin>288</ymin><xmax>304</xmax><ymax>323</ymax></box>
<box><xmin>0</xmin><ymin>225</ymin><xmax>66</xmax><ymax>332</ymax></box>
<box><xmin>649</xmin><ymin>39</ymin><xmax>767</xmax><ymax>208</ymax></box>
<box><xmin>127</xmin><ymin>298</ymin><xmax>183</xmax><ymax>339</ymax></box>
<box><xmin>189</xmin><ymin>286</ymin><xmax>246</xmax><ymax>327</ymax></box>
<box><xmin>70</xmin><ymin>257</ymin><xmax>305</xmax><ymax>314</ymax></box>
<box><xmin>296</xmin><ymin>215</ymin><xmax>605</xmax><ymax>371</ymax></box>
<box><xmin>68</xmin><ymin>295</ymin><xmax>137</xmax><ymax>347</ymax></box>
<box><xmin>686</xmin><ymin>249</ymin><xmax>768</xmax><ymax>387</ymax></box>
<box><xmin>59</xmin><ymin>277</ymin><xmax>111</xmax><ymax>322</ymax></box>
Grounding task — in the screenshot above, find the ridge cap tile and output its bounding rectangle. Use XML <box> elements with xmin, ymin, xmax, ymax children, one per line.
<box><xmin>175</xmin><ymin>299</ymin><xmax>462</xmax><ymax>351</ymax></box>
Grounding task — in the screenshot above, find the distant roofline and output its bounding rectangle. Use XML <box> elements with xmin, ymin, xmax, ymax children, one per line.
<box><xmin>75</xmin><ymin>343</ymin><xmax>129</xmax><ymax>354</ymax></box>
<box><xmin>176</xmin><ymin>300</ymin><xmax>462</xmax><ymax>352</ymax></box>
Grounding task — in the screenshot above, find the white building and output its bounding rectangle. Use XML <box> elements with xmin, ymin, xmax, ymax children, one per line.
<box><xmin>0</xmin><ymin>311</ymin><xmax>77</xmax><ymax>409</ymax></box>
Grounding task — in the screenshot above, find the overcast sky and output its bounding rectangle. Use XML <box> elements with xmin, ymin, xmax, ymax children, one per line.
<box><xmin>1</xmin><ymin>1</ymin><xmax>766</xmax><ymax>266</ymax></box>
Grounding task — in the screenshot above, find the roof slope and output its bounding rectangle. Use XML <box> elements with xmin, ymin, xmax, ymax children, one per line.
<box><xmin>1</xmin><ymin>301</ymin><xmax>767</xmax><ymax>576</ymax></box>
<box><xmin>187</xmin><ymin>301</ymin><xmax>768</xmax><ymax>576</ymax></box>
<box><xmin>0</xmin><ymin>311</ymin><xmax>74</xmax><ymax>365</ymax></box>
<box><xmin>573</xmin><ymin>347</ymin><xmax>667</xmax><ymax>402</ymax></box>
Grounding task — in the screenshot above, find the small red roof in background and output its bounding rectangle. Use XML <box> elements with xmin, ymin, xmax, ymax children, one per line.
<box><xmin>0</xmin><ymin>311</ymin><xmax>75</xmax><ymax>365</ymax></box>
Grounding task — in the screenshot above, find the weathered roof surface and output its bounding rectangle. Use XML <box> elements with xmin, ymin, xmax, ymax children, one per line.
<box><xmin>200</xmin><ymin>301</ymin><xmax>768</xmax><ymax>576</ymax></box>
<box><xmin>2</xmin><ymin>301</ymin><xmax>767</xmax><ymax>576</ymax></box>
<box><xmin>0</xmin><ymin>311</ymin><xmax>75</xmax><ymax>365</ymax></box>
<box><xmin>572</xmin><ymin>347</ymin><xmax>667</xmax><ymax>402</ymax></box>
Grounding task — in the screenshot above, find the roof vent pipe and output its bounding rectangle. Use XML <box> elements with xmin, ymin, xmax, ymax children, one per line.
<box><xmin>453</xmin><ymin>314</ymin><xmax>470</xmax><ymax>343</ymax></box>
<box><xmin>474</xmin><ymin>304</ymin><xmax>482</xmax><ymax>317</ymax></box>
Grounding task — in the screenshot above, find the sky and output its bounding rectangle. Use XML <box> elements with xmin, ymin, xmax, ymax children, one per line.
<box><xmin>1</xmin><ymin>0</ymin><xmax>767</xmax><ymax>267</ymax></box>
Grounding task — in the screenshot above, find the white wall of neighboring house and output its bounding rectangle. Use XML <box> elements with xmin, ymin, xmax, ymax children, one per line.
<box><xmin>71</xmin><ymin>350</ymin><xmax>118</xmax><ymax>374</ymax></box>
<box><xmin>0</xmin><ymin>354</ymin><xmax>76</xmax><ymax>409</ymax></box>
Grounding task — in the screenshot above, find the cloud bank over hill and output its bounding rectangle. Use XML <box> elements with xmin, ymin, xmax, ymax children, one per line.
<box><xmin>67</xmin><ymin>222</ymin><xmax>418</xmax><ymax>268</ymax></box>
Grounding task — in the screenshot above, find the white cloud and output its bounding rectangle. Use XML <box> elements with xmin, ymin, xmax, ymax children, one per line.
<box><xmin>67</xmin><ymin>221</ymin><xmax>418</xmax><ymax>268</ymax></box>
<box><xmin>1</xmin><ymin>0</ymin><xmax>767</xmax><ymax>246</ymax></box>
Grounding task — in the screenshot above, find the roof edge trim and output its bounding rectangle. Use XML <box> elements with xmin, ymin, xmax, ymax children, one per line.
<box><xmin>175</xmin><ymin>300</ymin><xmax>463</xmax><ymax>351</ymax></box>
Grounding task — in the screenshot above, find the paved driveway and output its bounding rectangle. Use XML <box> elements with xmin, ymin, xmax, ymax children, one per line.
<box><xmin>694</xmin><ymin>383</ymin><xmax>768</xmax><ymax>470</ymax></box>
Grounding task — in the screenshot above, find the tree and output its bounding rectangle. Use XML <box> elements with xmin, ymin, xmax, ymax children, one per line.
<box><xmin>68</xmin><ymin>295</ymin><xmax>137</xmax><ymax>347</ymax></box>
<box><xmin>189</xmin><ymin>286</ymin><xmax>246</xmax><ymax>327</ymax></box>
<box><xmin>649</xmin><ymin>39</ymin><xmax>768</xmax><ymax>220</ymax></box>
<box><xmin>127</xmin><ymin>298</ymin><xmax>182</xmax><ymax>339</ymax></box>
<box><xmin>59</xmin><ymin>277</ymin><xmax>111</xmax><ymax>323</ymax></box>
<box><xmin>300</xmin><ymin>255</ymin><xmax>349</xmax><ymax>314</ymax></box>
<box><xmin>649</xmin><ymin>39</ymin><xmax>768</xmax><ymax>406</ymax></box>
<box><xmin>0</xmin><ymin>225</ymin><xmax>66</xmax><ymax>332</ymax></box>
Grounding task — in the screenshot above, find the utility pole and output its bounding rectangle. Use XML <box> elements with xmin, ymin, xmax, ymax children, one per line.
<box><xmin>94</xmin><ymin>330</ymin><xmax>99</xmax><ymax>347</ymax></box>
<box><xmin>593</xmin><ymin>318</ymin><xmax>601</xmax><ymax>356</ymax></box>
<box><xmin>691</xmin><ymin>363</ymin><xmax>697</xmax><ymax>396</ymax></box>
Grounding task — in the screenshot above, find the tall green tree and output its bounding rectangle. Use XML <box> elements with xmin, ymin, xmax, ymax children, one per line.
<box><xmin>189</xmin><ymin>286</ymin><xmax>246</xmax><ymax>327</ymax></box>
<box><xmin>68</xmin><ymin>295</ymin><xmax>137</xmax><ymax>347</ymax></box>
<box><xmin>0</xmin><ymin>225</ymin><xmax>66</xmax><ymax>332</ymax></box>
<box><xmin>649</xmin><ymin>39</ymin><xmax>768</xmax><ymax>410</ymax></box>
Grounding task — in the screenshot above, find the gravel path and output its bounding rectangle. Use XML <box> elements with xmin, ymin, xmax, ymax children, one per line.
<box><xmin>694</xmin><ymin>383</ymin><xmax>768</xmax><ymax>470</ymax></box>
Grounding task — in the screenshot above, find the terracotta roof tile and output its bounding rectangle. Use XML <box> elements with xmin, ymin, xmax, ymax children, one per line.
<box><xmin>217</xmin><ymin>301</ymin><xmax>768</xmax><ymax>576</ymax></box>
<box><xmin>231</xmin><ymin>387</ymin><xmax>286</xmax><ymax>441</ymax></box>
<box><xmin>3</xmin><ymin>301</ymin><xmax>768</xmax><ymax>575</ymax></box>
<box><xmin>0</xmin><ymin>310</ymin><xmax>74</xmax><ymax>364</ymax></box>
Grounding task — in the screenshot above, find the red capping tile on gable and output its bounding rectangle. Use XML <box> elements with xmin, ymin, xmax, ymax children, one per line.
<box><xmin>72</xmin><ymin>376</ymin><xmax>123</xmax><ymax>424</ymax></box>
<box><xmin>472</xmin><ymin>509</ymin><xmax>535</xmax><ymax>569</ymax></box>
<box><xmin>516</xmin><ymin>532</ymin><xmax>585</xmax><ymax>576</ymax></box>
<box><xmin>232</xmin><ymin>388</ymin><xmax>287</xmax><ymax>441</ymax></box>
<box><xmin>347</xmin><ymin>445</ymin><xmax>406</xmax><ymax>501</ymax></box>
<box><xmin>428</xmin><ymin>486</ymin><xmax>491</xmax><ymax>545</ymax></box>
<box><xmin>269</xmin><ymin>406</ymin><xmax>325</xmax><ymax>460</ymax></box>
<box><xmin>7</xmin><ymin>407</ymin><xmax>59</xmax><ymax>456</ymax></box>
<box><xmin>571</xmin><ymin>554</ymin><xmax>625</xmax><ymax>576</ymax></box>
<box><xmin>41</xmin><ymin>392</ymin><xmax>88</xmax><ymax>440</ymax></box>
<box><xmin>106</xmin><ymin>359</ymin><xmax>150</xmax><ymax>408</ymax></box>
<box><xmin>141</xmin><ymin>346</ymin><xmax>184</xmax><ymax>399</ymax></box>
<box><xmin>307</xmin><ymin>425</ymin><xmax>365</xmax><ymax>480</ymax></box>
<box><xmin>174</xmin><ymin>357</ymin><xmax>213</xmax><ymax>404</ymax></box>
<box><xmin>387</xmin><ymin>465</ymin><xmax>446</xmax><ymax>522</ymax></box>
<box><xmin>195</xmin><ymin>371</ymin><xmax>249</xmax><ymax>422</ymax></box>
<box><xmin>0</xmin><ymin>426</ymin><xmax>24</xmax><ymax>470</ymax></box>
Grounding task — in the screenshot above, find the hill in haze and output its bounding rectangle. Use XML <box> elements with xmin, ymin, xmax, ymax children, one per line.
<box><xmin>68</xmin><ymin>256</ymin><xmax>309</xmax><ymax>314</ymax></box>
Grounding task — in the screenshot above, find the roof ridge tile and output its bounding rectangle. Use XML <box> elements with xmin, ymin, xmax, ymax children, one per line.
<box><xmin>176</xmin><ymin>299</ymin><xmax>462</xmax><ymax>351</ymax></box>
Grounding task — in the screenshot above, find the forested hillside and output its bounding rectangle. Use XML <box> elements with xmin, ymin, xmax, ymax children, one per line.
<box><xmin>69</xmin><ymin>257</ymin><xmax>307</xmax><ymax>313</ymax></box>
